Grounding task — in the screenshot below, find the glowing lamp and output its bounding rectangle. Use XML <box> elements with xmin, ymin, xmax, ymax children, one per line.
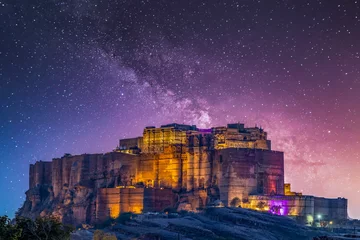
<box><xmin>280</xmin><ymin>208</ymin><xmax>285</xmax><ymax>215</ymax></box>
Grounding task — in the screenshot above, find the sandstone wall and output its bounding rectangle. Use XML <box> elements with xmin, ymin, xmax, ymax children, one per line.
<box><xmin>314</xmin><ymin>197</ymin><xmax>348</xmax><ymax>220</ymax></box>
<box><xmin>215</xmin><ymin>149</ymin><xmax>257</xmax><ymax>206</ymax></box>
<box><xmin>51</xmin><ymin>152</ymin><xmax>139</xmax><ymax>197</ymax></box>
<box><xmin>143</xmin><ymin>188</ymin><xmax>176</xmax><ymax>212</ymax></box>
<box><xmin>96</xmin><ymin>188</ymin><xmax>144</xmax><ymax>222</ymax></box>
<box><xmin>256</xmin><ymin>150</ymin><xmax>284</xmax><ymax>195</ymax></box>
<box><xmin>142</xmin><ymin>127</ymin><xmax>187</xmax><ymax>153</ymax></box>
<box><xmin>29</xmin><ymin>161</ymin><xmax>52</xmax><ymax>188</ymax></box>
<box><xmin>96</xmin><ymin>188</ymin><xmax>177</xmax><ymax>222</ymax></box>
<box><xmin>119</xmin><ymin>188</ymin><xmax>144</xmax><ymax>213</ymax></box>
<box><xmin>215</xmin><ymin>149</ymin><xmax>284</xmax><ymax>206</ymax></box>
<box><xmin>186</xmin><ymin>146</ymin><xmax>212</xmax><ymax>191</ymax></box>
<box><xmin>51</xmin><ymin>156</ymin><xmax>75</xmax><ymax>197</ymax></box>
<box><xmin>245</xmin><ymin>195</ymin><xmax>348</xmax><ymax>222</ymax></box>
<box><xmin>137</xmin><ymin>147</ymin><xmax>185</xmax><ymax>189</ymax></box>
<box><xmin>96</xmin><ymin>188</ymin><xmax>122</xmax><ymax>221</ymax></box>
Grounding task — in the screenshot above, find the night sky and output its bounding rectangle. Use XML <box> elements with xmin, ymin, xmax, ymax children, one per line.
<box><xmin>1</xmin><ymin>0</ymin><xmax>360</xmax><ymax>218</ymax></box>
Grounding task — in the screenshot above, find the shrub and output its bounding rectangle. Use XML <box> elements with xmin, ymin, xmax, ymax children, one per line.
<box><xmin>115</xmin><ymin>212</ymin><xmax>132</xmax><ymax>224</ymax></box>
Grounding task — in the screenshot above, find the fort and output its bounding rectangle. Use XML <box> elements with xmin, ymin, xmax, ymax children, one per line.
<box><xmin>18</xmin><ymin>123</ymin><xmax>347</xmax><ymax>226</ymax></box>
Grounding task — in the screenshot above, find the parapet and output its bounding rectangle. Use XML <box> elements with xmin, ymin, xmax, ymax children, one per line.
<box><xmin>160</xmin><ymin>123</ymin><xmax>197</xmax><ymax>131</ymax></box>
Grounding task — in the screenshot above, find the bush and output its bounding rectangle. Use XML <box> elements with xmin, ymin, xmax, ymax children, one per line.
<box><xmin>115</xmin><ymin>212</ymin><xmax>132</xmax><ymax>224</ymax></box>
<box><xmin>163</xmin><ymin>207</ymin><xmax>177</xmax><ymax>214</ymax></box>
<box><xmin>95</xmin><ymin>213</ymin><xmax>133</xmax><ymax>229</ymax></box>
<box><xmin>179</xmin><ymin>210</ymin><xmax>188</xmax><ymax>216</ymax></box>
<box><xmin>95</xmin><ymin>217</ymin><xmax>113</xmax><ymax>229</ymax></box>
<box><xmin>94</xmin><ymin>229</ymin><xmax>117</xmax><ymax>240</ymax></box>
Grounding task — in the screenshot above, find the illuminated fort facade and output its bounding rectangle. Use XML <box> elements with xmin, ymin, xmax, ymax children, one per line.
<box><xmin>20</xmin><ymin>123</ymin><xmax>347</xmax><ymax>225</ymax></box>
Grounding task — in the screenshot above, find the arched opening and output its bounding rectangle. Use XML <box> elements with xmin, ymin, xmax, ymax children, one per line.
<box><xmin>230</xmin><ymin>197</ymin><xmax>241</xmax><ymax>207</ymax></box>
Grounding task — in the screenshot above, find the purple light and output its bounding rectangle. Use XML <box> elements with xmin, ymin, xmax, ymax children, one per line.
<box><xmin>268</xmin><ymin>199</ymin><xmax>289</xmax><ymax>216</ymax></box>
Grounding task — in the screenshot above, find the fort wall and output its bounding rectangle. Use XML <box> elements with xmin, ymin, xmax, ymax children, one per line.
<box><xmin>314</xmin><ymin>197</ymin><xmax>347</xmax><ymax>220</ymax></box>
<box><xmin>247</xmin><ymin>195</ymin><xmax>314</xmax><ymax>217</ymax></box>
<box><xmin>29</xmin><ymin>161</ymin><xmax>52</xmax><ymax>188</ymax></box>
<box><xmin>215</xmin><ymin>149</ymin><xmax>284</xmax><ymax>206</ymax></box>
<box><xmin>246</xmin><ymin>195</ymin><xmax>348</xmax><ymax>224</ymax></box>
<box><xmin>96</xmin><ymin>188</ymin><xmax>176</xmax><ymax>222</ymax></box>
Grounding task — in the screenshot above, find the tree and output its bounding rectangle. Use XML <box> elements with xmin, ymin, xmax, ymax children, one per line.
<box><xmin>0</xmin><ymin>215</ymin><xmax>74</xmax><ymax>240</ymax></box>
<box><xmin>0</xmin><ymin>215</ymin><xmax>22</xmax><ymax>240</ymax></box>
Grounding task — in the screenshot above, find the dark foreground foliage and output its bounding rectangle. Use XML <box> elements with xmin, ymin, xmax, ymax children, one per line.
<box><xmin>0</xmin><ymin>215</ymin><xmax>74</xmax><ymax>240</ymax></box>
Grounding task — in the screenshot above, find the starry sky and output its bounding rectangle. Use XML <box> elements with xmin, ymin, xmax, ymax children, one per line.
<box><xmin>1</xmin><ymin>0</ymin><xmax>360</xmax><ymax>218</ymax></box>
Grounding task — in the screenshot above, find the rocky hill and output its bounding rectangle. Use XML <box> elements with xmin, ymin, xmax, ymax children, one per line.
<box><xmin>71</xmin><ymin>207</ymin><xmax>336</xmax><ymax>240</ymax></box>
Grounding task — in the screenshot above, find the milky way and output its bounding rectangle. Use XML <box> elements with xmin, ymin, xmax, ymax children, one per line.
<box><xmin>1</xmin><ymin>0</ymin><xmax>360</xmax><ymax>218</ymax></box>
